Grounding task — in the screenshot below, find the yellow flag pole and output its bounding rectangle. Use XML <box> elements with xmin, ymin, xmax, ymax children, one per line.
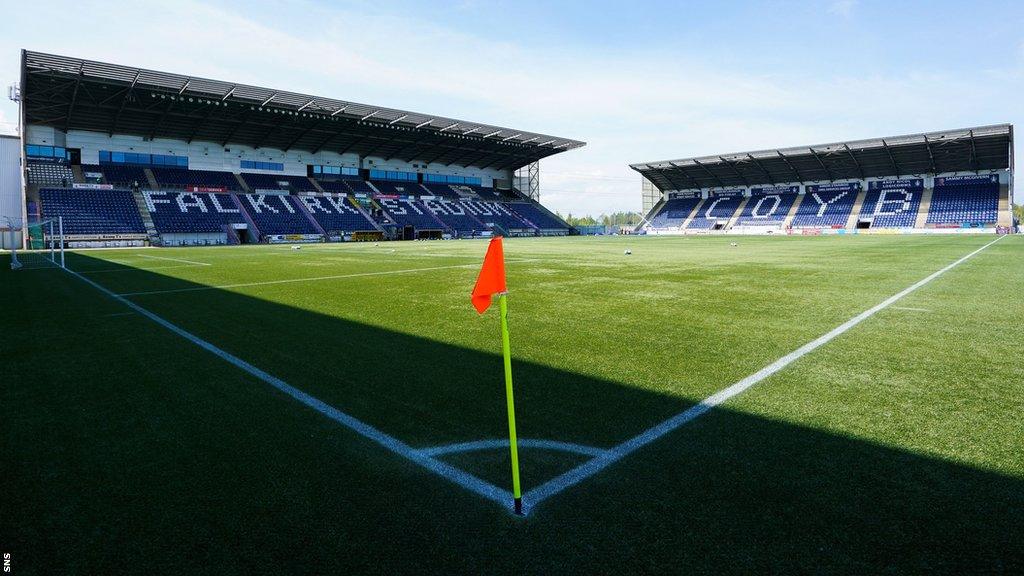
<box><xmin>499</xmin><ymin>292</ymin><xmax>522</xmax><ymax>515</ymax></box>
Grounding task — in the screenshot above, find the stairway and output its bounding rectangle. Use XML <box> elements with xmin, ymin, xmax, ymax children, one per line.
<box><xmin>845</xmin><ymin>189</ymin><xmax>868</xmax><ymax>229</ymax></box>
<box><xmin>725</xmin><ymin>197</ymin><xmax>750</xmax><ymax>229</ymax></box>
<box><xmin>142</xmin><ymin>168</ymin><xmax>160</xmax><ymax>190</ymax></box>
<box><xmin>294</xmin><ymin>197</ymin><xmax>328</xmax><ymax>237</ymax></box>
<box><xmin>307</xmin><ymin>177</ymin><xmax>325</xmax><ymax>193</ymax></box>
<box><xmin>71</xmin><ymin>165</ymin><xmax>85</xmax><ymax>184</ymax></box>
<box><xmin>997</xmin><ymin>183</ymin><xmax>1012</xmax><ymax>227</ymax></box>
<box><xmin>348</xmin><ymin>197</ymin><xmax>387</xmax><ymax>233</ymax></box>
<box><xmin>782</xmin><ymin>194</ymin><xmax>805</xmax><ymax>228</ymax></box>
<box><xmin>132</xmin><ymin>190</ymin><xmax>161</xmax><ymax>245</ymax></box>
<box><xmin>914</xmin><ymin>186</ymin><xmax>934</xmax><ymax>228</ymax></box>
<box><xmin>234</xmin><ymin>173</ymin><xmax>252</xmax><ymax>193</ymax></box>
<box><xmin>680</xmin><ymin>198</ymin><xmax>707</xmax><ymax>230</ymax></box>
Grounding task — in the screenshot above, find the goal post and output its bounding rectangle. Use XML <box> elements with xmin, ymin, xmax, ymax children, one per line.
<box><xmin>5</xmin><ymin>216</ymin><xmax>65</xmax><ymax>270</ymax></box>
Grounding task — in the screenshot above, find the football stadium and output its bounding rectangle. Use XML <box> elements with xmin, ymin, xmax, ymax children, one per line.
<box><xmin>3</xmin><ymin>39</ymin><xmax>1023</xmax><ymax>576</ymax></box>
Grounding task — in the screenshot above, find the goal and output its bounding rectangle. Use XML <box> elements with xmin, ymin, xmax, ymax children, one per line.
<box><xmin>4</xmin><ymin>217</ymin><xmax>65</xmax><ymax>270</ymax></box>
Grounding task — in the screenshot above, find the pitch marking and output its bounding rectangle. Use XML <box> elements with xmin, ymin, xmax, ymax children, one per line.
<box><xmin>116</xmin><ymin>259</ymin><xmax>538</xmax><ymax>297</ymax></box>
<box><xmin>61</xmin><ymin>236</ymin><xmax>1004</xmax><ymax>517</ymax></box>
<box><xmin>890</xmin><ymin>306</ymin><xmax>932</xmax><ymax>313</ymax></box>
<box><xmin>64</xmin><ymin>267</ymin><xmax>519</xmax><ymax>513</ymax></box>
<box><xmin>520</xmin><ymin>235</ymin><xmax>1005</xmax><ymax>514</ymax></box>
<box><xmin>137</xmin><ymin>254</ymin><xmax>211</xmax><ymax>266</ymax></box>
<box><xmin>420</xmin><ymin>439</ymin><xmax>607</xmax><ymax>458</ymax></box>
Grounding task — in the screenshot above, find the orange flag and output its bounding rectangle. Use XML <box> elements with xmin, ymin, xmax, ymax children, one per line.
<box><xmin>471</xmin><ymin>236</ymin><xmax>507</xmax><ymax>314</ymax></box>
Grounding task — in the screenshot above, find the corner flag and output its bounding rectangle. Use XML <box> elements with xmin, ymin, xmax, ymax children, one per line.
<box><xmin>471</xmin><ymin>236</ymin><xmax>506</xmax><ymax>314</ymax></box>
<box><xmin>470</xmin><ymin>236</ymin><xmax>523</xmax><ymax>514</ymax></box>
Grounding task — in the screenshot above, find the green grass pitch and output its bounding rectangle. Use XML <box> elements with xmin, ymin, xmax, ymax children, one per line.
<box><xmin>2</xmin><ymin>234</ymin><xmax>1023</xmax><ymax>574</ymax></box>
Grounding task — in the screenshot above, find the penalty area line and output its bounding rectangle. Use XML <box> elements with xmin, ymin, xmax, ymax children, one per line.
<box><xmin>116</xmin><ymin>259</ymin><xmax>539</xmax><ymax>297</ymax></box>
<box><xmin>520</xmin><ymin>235</ymin><xmax>1005</xmax><ymax>515</ymax></box>
<box><xmin>137</xmin><ymin>253</ymin><xmax>211</xmax><ymax>266</ymax></box>
<box><xmin>63</xmin><ymin>267</ymin><xmax>518</xmax><ymax>513</ymax></box>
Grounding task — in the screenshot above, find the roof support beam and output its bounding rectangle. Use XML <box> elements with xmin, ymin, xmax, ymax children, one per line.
<box><xmin>718</xmin><ymin>156</ymin><xmax>750</xmax><ymax>186</ymax></box>
<box><xmin>843</xmin><ymin>144</ymin><xmax>865</xmax><ymax>179</ymax></box>
<box><xmin>217</xmin><ymin>107</ymin><xmax>252</xmax><ymax>145</ymax></box>
<box><xmin>692</xmin><ymin>159</ymin><xmax>728</xmax><ymax>189</ymax></box>
<box><xmin>282</xmin><ymin>119</ymin><xmax>324</xmax><ymax>151</ymax></box>
<box><xmin>807</xmin><ymin>147</ymin><xmax>834</xmax><ymax>181</ymax></box>
<box><xmin>147</xmin><ymin>97</ymin><xmax>177</xmax><ymax>140</ymax></box>
<box><xmin>178</xmin><ymin>79</ymin><xmax>192</xmax><ymax>95</ymax></box>
<box><xmin>108</xmin><ymin>70</ymin><xmax>141</xmax><ymax>136</ymax></box>
<box><xmin>745</xmin><ymin>154</ymin><xmax>775</xmax><ymax>184</ymax></box>
<box><xmin>260</xmin><ymin>92</ymin><xmax>278</xmax><ymax>106</ymax></box>
<box><xmin>667</xmin><ymin>162</ymin><xmax>703</xmax><ymax>190</ymax></box>
<box><xmin>922</xmin><ymin>135</ymin><xmax>938</xmax><ymax>174</ymax></box>
<box><xmin>63</xmin><ymin>63</ymin><xmax>85</xmax><ymax>133</ymax></box>
<box><xmin>968</xmin><ymin>130</ymin><xmax>979</xmax><ymax>171</ymax></box>
<box><xmin>221</xmin><ymin>85</ymin><xmax>236</xmax><ymax>101</ymax></box>
<box><xmin>298</xmin><ymin>99</ymin><xmax>316</xmax><ymax>112</ymax></box>
<box><xmin>388</xmin><ymin>114</ymin><xmax>408</xmax><ymax>125</ymax></box>
<box><xmin>880</xmin><ymin>139</ymin><xmax>900</xmax><ymax>177</ymax></box>
<box><xmin>776</xmin><ymin>151</ymin><xmax>804</xmax><ymax>182</ymax></box>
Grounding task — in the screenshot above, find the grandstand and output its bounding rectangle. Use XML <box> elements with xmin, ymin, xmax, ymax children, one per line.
<box><xmin>11</xmin><ymin>50</ymin><xmax>583</xmax><ymax>248</ymax></box>
<box><xmin>634</xmin><ymin>125</ymin><xmax>1013</xmax><ymax>235</ymax></box>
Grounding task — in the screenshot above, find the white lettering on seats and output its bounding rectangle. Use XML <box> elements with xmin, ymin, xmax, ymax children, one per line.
<box><xmin>209</xmin><ymin>195</ymin><xmax>239</xmax><ymax>213</ymax></box>
<box><xmin>810</xmin><ymin>191</ymin><xmax>849</xmax><ymax>217</ymax></box>
<box><xmin>300</xmin><ymin>196</ymin><xmax>331</xmax><ymax>214</ymax></box>
<box><xmin>143</xmin><ymin>191</ymin><xmax>170</xmax><ymax>213</ymax></box>
<box><xmin>751</xmin><ymin>195</ymin><xmax>781</xmax><ymax>218</ymax></box>
<box><xmin>325</xmin><ymin>196</ymin><xmax>358</xmax><ymax>214</ymax></box>
<box><xmin>874</xmin><ymin>189</ymin><xmax>912</xmax><ymax>216</ymax></box>
<box><xmin>246</xmin><ymin>194</ymin><xmax>277</xmax><ymax>214</ymax></box>
<box><xmin>177</xmin><ymin>193</ymin><xmax>208</xmax><ymax>213</ymax></box>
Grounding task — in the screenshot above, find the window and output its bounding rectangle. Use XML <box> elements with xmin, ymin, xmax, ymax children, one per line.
<box><xmin>241</xmin><ymin>160</ymin><xmax>284</xmax><ymax>171</ymax></box>
<box><xmin>424</xmin><ymin>173</ymin><xmax>481</xmax><ymax>186</ymax></box>
<box><xmin>25</xmin><ymin>145</ymin><xmax>66</xmax><ymax>159</ymax></box>
<box><xmin>97</xmin><ymin>150</ymin><xmax>188</xmax><ymax>167</ymax></box>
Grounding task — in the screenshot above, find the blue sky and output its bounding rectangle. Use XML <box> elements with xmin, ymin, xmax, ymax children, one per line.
<box><xmin>1</xmin><ymin>0</ymin><xmax>1021</xmax><ymax>214</ymax></box>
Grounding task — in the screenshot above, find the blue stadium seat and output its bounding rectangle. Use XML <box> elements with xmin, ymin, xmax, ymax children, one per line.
<box><xmin>238</xmin><ymin>194</ymin><xmax>320</xmax><ymax>235</ymax></box>
<box><xmin>297</xmin><ymin>195</ymin><xmax>377</xmax><ymax>234</ymax></box>
<box><xmin>150</xmin><ymin>167</ymin><xmax>241</xmax><ymax>191</ymax></box>
<box><xmin>241</xmin><ymin>173</ymin><xmax>318</xmax><ymax>192</ymax></box>
<box><xmin>790</xmin><ymin>184</ymin><xmax>860</xmax><ymax>227</ymax></box>
<box><xmin>927</xmin><ymin>176</ymin><xmax>1000</xmax><ymax>226</ymax></box>
<box><xmin>376</xmin><ymin>198</ymin><xmax>447</xmax><ymax>230</ymax></box>
<box><xmin>39</xmin><ymin>188</ymin><xmax>146</xmax><ymax>235</ymax></box>
<box><xmin>859</xmin><ymin>180</ymin><xmax>923</xmax><ymax>228</ymax></box>
<box><xmin>143</xmin><ymin>191</ymin><xmax>248</xmax><ymax>233</ymax></box>
<box><xmin>648</xmin><ymin>197</ymin><xmax>701</xmax><ymax>229</ymax></box>
<box><xmin>686</xmin><ymin>195</ymin><xmax>742</xmax><ymax>229</ymax></box>
<box><xmin>508</xmin><ymin>203</ymin><xmax>569</xmax><ymax>231</ymax></box>
<box><xmin>419</xmin><ymin>198</ymin><xmax>487</xmax><ymax>236</ymax></box>
<box><xmin>85</xmin><ymin>164</ymin><xmax>148</xmax><ymax>188</ymax></box>
<box><xmin>735</xmin><ymin>190</ymin><xmax>798</xmax><ymax>226</ymax></box>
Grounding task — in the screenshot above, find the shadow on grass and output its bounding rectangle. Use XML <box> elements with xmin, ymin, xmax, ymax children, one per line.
<box><xmin>2</xmin><ymin>250</ymin><xmax>1021</xmax><ymax>574</ymax></box>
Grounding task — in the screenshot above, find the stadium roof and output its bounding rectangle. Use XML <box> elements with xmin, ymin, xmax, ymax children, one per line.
<box><xmin>631</xmin><ymin>124</ymin><xmax>1013</xmax><ymax>191</ymax></box>
<box><xmin>19</xmin><ymin>50</ymin><xmax>585</xmax><ymax>171</ymax></box>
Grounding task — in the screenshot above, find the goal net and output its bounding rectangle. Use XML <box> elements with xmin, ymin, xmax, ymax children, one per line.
<box><xmin>4</xmin><ymin>217</ymin><xmax>65</xmax><ymax>270</ymax></box>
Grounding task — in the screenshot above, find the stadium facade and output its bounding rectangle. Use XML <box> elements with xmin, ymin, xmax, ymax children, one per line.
<box><xmin>633</xmin><ymin>125</ymin><xmax>1014</xmax><ymax>235</ymax></box>
<box><xmin>5</xmin><ymin>50</ymin><xmax>585</xmax><ymax>248</ymax></box>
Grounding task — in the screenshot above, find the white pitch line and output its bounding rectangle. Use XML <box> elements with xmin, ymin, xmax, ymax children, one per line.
<box><xmin>116</xmin><ymin>259</ymin><xmax>538</xmax><ymax>297</ymax></box>
<box><xmin>419</xmin><ymin>438</ymin><xmax>607</xmax><ymax>458</ymax></box>
<box><xmin>137</xmin><ymin>253</ymin><xmax>211</xmax><ymax>266</ymax></box>
<box><xmin>79</xmin><ymin>264</ymin><xmax>205</xmax><ymax>274</ymax></box>
<box><xmin>520</xmin><ymin>235</ymin><xmax>1005</xmax><ymax>515</ymax></box>
<box><xmin>63</xmin><ymin>267</ymin><xmax>517</xmax><ymax>512</ymax></box>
